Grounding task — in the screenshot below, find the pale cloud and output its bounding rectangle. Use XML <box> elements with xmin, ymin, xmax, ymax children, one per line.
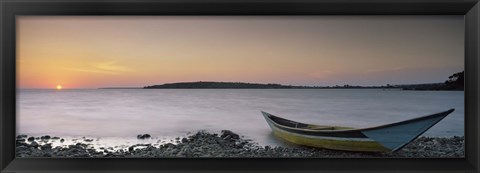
<box><xmin>95</xmin><ymin>61</ymin><xmax>135</xmax><ymax>73</ymax></box>
<box><xmin>65</xmin><ymin>68</ymin><xmax>120</xmax><ymax>74</ymax></box>
<box><xmin>365</xmin><ymin>67</ymin><xmax>406</xmax><ymax>74</ymax></box>
<box><xmin>65</xmin><ymin>61</ymin><xmax>135</xmax><ymax>75</ymax></box>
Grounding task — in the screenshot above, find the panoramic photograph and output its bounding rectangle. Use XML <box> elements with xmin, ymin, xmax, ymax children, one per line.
<box><xmin>16</xmin><ymin>16</ymin><xmax>464</xmax><ymax>158</ymax></box>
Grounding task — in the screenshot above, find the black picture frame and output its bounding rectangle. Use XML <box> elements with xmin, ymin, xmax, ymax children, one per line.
<box><xmin>1</xmin><ymin>0</ymin><xmax>479</xmax><ymax>172</ymax></box>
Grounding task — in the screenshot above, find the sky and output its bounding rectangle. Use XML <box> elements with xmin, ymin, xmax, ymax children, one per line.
<box><xmin>17</xmin><ymin>16</ymin><xmax>464</xmax><ymax>89</ymax></box>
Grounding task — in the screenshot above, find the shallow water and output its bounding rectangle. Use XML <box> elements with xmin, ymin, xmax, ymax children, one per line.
<box><xmin>17</xmin><ymin>89</ymin><xmax>464</xmax><ymax>147</ymax></box>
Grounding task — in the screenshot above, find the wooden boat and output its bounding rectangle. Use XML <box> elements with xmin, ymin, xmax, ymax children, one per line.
<box><xmin>261</xmin><ymin>109</ymin><xmax>454</xmax><ymax>152</ymax></box>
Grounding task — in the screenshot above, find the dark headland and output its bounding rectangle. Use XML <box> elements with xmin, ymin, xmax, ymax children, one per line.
<box><xmin>142</xmin><ymin>71</ymin><xmax>464</xmax><ymax>91</ymax></box>
<box><xmin>399</xmin><ymin>71</ymin><xmax>464</xmax><ymax>91</ymax></box>
<box><xmin>144</xmin><ymin>81</ymin><xmax>315</xmax><ymax>89</ymax></box>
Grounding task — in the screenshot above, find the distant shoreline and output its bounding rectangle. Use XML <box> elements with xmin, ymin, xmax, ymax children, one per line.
<box><xmin>104</xmin><ymin>87</ymin><xmax>405</xmax><ymax>89</ymax></box>
<box><xmin>98</xmin><ymin>87</ymin><xmax>143</xmax><ymax>89</ymax></box>
<box><xmin>137</xmin><ymin>81</ymin><xmax>461</xmax><ymax>91</ymax></box>
<box><xmin>103</xmin><ymin>71</ymin><xmax>464</xmax><ymax>91</ymax></box>
<box><xmin>143</xmin><ymin>81</ymin><xmax>401</xmax><ymax>89</ymax></box>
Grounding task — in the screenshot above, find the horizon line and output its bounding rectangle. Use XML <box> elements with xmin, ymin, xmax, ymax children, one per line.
<box><xmin>18</xmin><ymin>81</ymin><xmax>447</xmax><ymax>90</ymax></box>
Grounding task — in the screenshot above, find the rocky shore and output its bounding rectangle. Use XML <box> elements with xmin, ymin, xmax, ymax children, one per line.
<box><xmin>15</xmin><ymin>130</ymin><xmax>464</xmax><ymax>158</ymax></box>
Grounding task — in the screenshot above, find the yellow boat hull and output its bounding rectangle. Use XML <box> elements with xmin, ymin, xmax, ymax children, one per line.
<box><xmin>271</xmin><ymin>124</ymin><xmax>390</xmax><ymax>152</ymax></box>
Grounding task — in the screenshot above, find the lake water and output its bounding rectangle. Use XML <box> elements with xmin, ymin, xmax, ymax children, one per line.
<box><xmin>17</xmin><ymin>89</ymin><xmax>464</xmax><ymax>147</ymax></box>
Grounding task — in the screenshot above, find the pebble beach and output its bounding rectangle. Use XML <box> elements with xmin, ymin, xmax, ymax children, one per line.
<box><xmin>15</xmin><ymin>130</ymin><xmax>465</xmax><ymax>158</ymax></box>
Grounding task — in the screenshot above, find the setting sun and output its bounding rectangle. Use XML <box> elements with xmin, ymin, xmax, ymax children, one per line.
<box><xmin>56</xmin><ymin>85</ymin><xmax>63</xmax><ymax>90</ymax></box>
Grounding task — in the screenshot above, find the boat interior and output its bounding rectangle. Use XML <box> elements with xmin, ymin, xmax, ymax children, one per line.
<box><xmin>268</xmin><ymin>114</ymin><xmax>354</xmax><ymax>131</ymax></box>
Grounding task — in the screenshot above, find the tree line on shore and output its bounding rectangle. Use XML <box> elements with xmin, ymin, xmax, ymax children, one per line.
<box><xmin>142</xmin><ymin>71</ymin><xmax>464</xmax><ymax>91</ymax></box>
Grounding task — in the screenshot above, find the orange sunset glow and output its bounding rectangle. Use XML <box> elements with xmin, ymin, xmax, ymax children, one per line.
<box><xmin>17</xmin><ymin>16</ymin><xmax>464</xmax><ymax>89</ymax></box>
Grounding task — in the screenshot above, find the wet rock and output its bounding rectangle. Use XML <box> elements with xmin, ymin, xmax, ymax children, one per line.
<box><xmin>16</xmin><ymin>146</ymin><xmax>29</xmax><ymax>152</ymax></box>
<box><xmin>137</xmin><ymin>134</ymin><xmax>151</xmax><ymax>139</ymax></box>
<box><xmin>60</xmin><ymin>139</ymin><xmax>65</xmax><ymax>143</ymax></box>
<box><xmin>17</xmin><ymin>134</ymin><xmax>28</xmax><ymax>139</ymax></box>
<box><xmin>27</xmin><ymin>137</ymin><xmax>35</xmax><ymax>142</ymax></box>
<box><xmin>181</xmin><ymin>138</ymin><xmax>188</xmax><ymax>143</ymax></box>
<box><xmin>30</xmin><ymin>141</ymin><xmax>39</xmax><ymax>148</ymax></box>
<box><xmin>221</xmin><ymin>130</ymin><xmax>240</xmax><ymax>140</ymax></box>
<box><xmin>164</xmin><ymin>143</ymin><xmax>176</xmax><ymax>148</ymax></box>
<box><xmin>75</xmin><ymin>143</ymin><xmax>89</xmax><ymax>148</ymax></box>
<box><xmin>40</xmin><ymin>144</ymin><xmax>52</xmax><ymax>150</ymax></box>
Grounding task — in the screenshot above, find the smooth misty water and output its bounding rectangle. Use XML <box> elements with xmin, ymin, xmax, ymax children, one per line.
<box><xmin>17</xmin><ymin>89</ymin><xmax>464</xmax><ymax>147</ymax></box>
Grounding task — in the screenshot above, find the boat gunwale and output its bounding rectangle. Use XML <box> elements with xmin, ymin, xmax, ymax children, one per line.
<box><xmin>262</xmin><ymin>108</ymin><xmax>455</xmax><ymax>134</ymax></box>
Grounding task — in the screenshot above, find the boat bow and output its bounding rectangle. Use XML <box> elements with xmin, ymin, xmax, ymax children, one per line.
<box><xmin>360</xmin><ymin>108</ymin><xmax>454</xmax><ymax>151</ymax></box>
